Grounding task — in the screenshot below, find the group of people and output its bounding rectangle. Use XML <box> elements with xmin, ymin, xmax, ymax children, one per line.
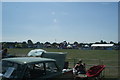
<box><xmin>73</xmin><ymin>59</ymin><xmax>86</xmax><ymax>75</ymax></box>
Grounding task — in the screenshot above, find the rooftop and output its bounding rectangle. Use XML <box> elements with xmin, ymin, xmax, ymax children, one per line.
<box><xmin>2</xmin><ymin>57</ymin><xmax>55</xmax><ymax>64</ymax></box>
<box><xmin>91</xmin><ymin>44</ymin><xmax>114</xmax><ymax>47</ymax></box>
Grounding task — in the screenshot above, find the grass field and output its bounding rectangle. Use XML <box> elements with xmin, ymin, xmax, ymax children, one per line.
<box><xmin>7</xmin><ymin>48</ymin><xmax>119</xmax><ymax>78</ymax></box>
<box><xmin>8</xmin><ymin>48</ymin><xmax>118</xmax><ymax>61</ymax></box>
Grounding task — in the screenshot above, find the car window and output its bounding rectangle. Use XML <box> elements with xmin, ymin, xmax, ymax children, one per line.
<box><xmin>45</xmin><ymin>62</ymin><xmax>59</xmax><ymax>74</ymax></box>
<box><xmin>2</xmin><ymin>61</ymin><xmax>23</xmax><ymax>79</ymax></box>
<box><xmin>25</xmin><ymin>62</ymin><xmax>45</xmax><ymax>79</ymax></box>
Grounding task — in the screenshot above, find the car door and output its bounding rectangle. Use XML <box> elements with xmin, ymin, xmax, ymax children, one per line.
<box><xmin>23</xmin><ymin>61</ymin><xmax>61</xmax><ymax>80</ymax></box>
<box><xmin>43</xmin><ymin>61</ymin><xmax>61</xmax><ymax>79</ymax></box>
<box><xmin>23</xmin><ymin>62</ymin><xmax>46</xmax><ymax>80</ymax></box>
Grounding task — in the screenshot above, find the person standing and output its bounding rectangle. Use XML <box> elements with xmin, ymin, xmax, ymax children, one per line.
<box><xmin>2</xmin><ymin>48</ymin><xmax>8</xmax><ymax>58</ymax></box>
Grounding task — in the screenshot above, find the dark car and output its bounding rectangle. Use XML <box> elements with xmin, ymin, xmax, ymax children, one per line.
<box><xmin>1</xmin><ymin>57</ymin><xmax>63</xmax><ymax>80</ymax></box>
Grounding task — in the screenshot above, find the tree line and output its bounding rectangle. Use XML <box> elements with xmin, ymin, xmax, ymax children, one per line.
<box><xmin>1</xmin><ymin>40</ymin><xmax>120</xmax><ymax>50</ymax></box>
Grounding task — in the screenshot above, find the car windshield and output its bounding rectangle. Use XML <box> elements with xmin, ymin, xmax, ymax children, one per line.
<box><xmin>2</xmin><ymin>61</ymin><xmax>24</xmax><ymax>79</ymax></box>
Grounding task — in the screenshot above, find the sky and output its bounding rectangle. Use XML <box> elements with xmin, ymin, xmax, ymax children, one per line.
<box><xmin>1</xmin><ymin>2</ymin><xmax>118</xmax><ymax>43</ymax></box>
<box><xmin>1</xmin><ymin>0</ymin><xmax>120</xmax><ymax>2</ymax></box>
<box><xmin>0</xmin><ymin>2</ymin><xmax>2</xmax><ymax>42</ymax></box>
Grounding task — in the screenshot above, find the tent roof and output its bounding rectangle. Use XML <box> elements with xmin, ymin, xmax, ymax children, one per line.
<box><xmin>91</xmin><ymin>44</ymin><xmax>114</xmax><ymax>47</ymax></box>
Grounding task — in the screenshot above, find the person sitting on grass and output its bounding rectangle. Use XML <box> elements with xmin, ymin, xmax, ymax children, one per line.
<box><xmin>73</xmin><ymin>59</ymin><xmax>86</xmax><ymax>75</ymax></box>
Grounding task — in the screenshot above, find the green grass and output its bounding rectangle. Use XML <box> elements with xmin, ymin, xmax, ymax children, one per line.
<box><xmin>44</xmin><ymin>48</ymin><xmax>118</xmax><ymax>60</ymax></box>
<box><xmin>8</xmin><ymin>48</ymin><xmax>118</xmax><ymax>60</ymax></box>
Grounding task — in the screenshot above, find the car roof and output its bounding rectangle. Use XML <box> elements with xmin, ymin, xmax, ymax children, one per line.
<box><xmin>2</xmin><ymin>57</ymin><xmax>56</xmax><ymax>64</ymax></box>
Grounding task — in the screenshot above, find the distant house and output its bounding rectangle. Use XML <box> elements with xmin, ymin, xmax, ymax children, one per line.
<box><xmin>91</xmin><ymin>44</ymin><xmax>114</xmax><ymax>50</ymax></box>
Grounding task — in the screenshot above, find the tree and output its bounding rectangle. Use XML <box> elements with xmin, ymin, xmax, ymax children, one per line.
<box><xmin>103</xmin><ymin>41</ymin><xmax>107</xmax><ymax>44</ymax></box>
<box><xmin>95</xmin><ymin>42</ymin><xmax>100</xmax><ymax>44</ymax></box>
<box><xmin>79</xmin><ymin>43</ymin><xmax>84</xmax><ymax>48</ymax></box>
<box><xmin>2</xmin><ymin>42</ymin><xmax>7</xmax><ymax>48</ymax></box>
<box><xmin>74</xmin><ymin>41</ymin><xmax>79</xmax><ymax>45</ymax></box>
<box><xmin>36</xmin><ymin>42</ymin><xmax>41</xmax><ymax>45</ymax></box>
<box><xmin>15</xmin><ymin>43</ymin><xmax>22</xmax><ymax>48</ymax></box>
<box><xmin>110</xmin><ymin>41</ymin><xmax>114</xmax><ymax>44</ymax></box>
<box><xmin>22</xmin><ymin>41</ymin><xmax>28</xmax><ymax>48</ymax></box>
<box><xmin>73</xmin><ymin>41</ymin><xmax>79</xmax><ymax>49</ymax></box>
<box><xmin>73</xmin><ymin>41</ymin><xmax>78</xmax><ymax>46</ymax></box>
<box><xmin>44</xmin><ymin>42</ymin><xmax>51</xmax><ymax>48</ymax></box>
<box><xmin>52</xmin><ymin>42</ymin><xmax>58</xmax><ymax>48</ymax></box>
<box><xmin>100</xmin><ymin>40</ymin><xmax>104</xmax><ymax>44</ymax></box>
<box><xmin>35</xmin><ymin>42</ymin><xmax>42</xmax><ymax>48</ymax></box>
<box><xmin>27</xmin><ymin>40</ymin><xmax>34</xmax><ymax>48</ymax></box>
<box><xmin>44</xmin><ymin>42</ymin><xmax>51</xmax><ymax>45</ymax></box>
<box><xmin>100</xmin><ymin>40</ymin><xmax>107</xmax><ymax>44</ymax></box>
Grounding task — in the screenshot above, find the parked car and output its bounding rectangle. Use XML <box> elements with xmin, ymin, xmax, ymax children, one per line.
<box><xmin>0</xmin><ymin>50</ymin><xmax>73</xmax><ymax>80</ymax></box>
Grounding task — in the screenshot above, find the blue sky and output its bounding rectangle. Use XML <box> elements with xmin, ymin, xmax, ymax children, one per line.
<box><xmin>0</xmin><ymin>2</ymin><xmax>2</xmax><ymax>42</ymax></box>
<box><xmin>2</xmin><ymin>2</ymin><xmax>118</xmax><ymax>43</ymax></box>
